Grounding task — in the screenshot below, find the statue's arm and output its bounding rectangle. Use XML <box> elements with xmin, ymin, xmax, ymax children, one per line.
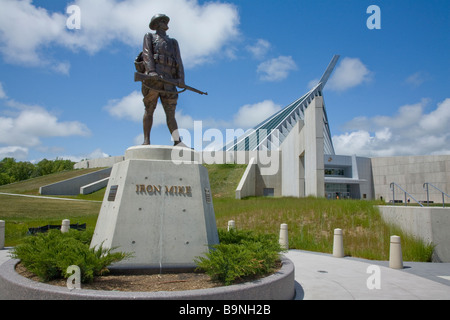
<box><xmin>143</xmin><ymin>33</ymin><xmax>156</xmax><ymax>75</ymax></box>
<box><xmin>173</xmin><ymin>39</ymin><xmax>185</xmax><ymax>85</ymax></box>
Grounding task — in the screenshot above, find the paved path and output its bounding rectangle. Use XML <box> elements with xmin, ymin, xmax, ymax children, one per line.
<box><xmin>0</xmin><ymin>192</ymin><xmax>101</xmax><ymax>202</ymax></box>
<box><xmin>285</xmin><ymin>250</ymin><xmax>450</xmax><ymax>300</ymax></box>
<box><xmin>1</xmin><ymin>247</ymin><xmax>449</xmax><ymax>300</ymax></box>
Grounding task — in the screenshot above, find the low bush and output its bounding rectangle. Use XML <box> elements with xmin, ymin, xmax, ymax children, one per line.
<box><xmin>195</xmin><ymin>229</ymin><xmax>285</xmax><ymax>286</ymax></box>
<box><xmin>11</xmin><ymin>230</ymin><xmax>131</xmax><ymax>283</ymax></box>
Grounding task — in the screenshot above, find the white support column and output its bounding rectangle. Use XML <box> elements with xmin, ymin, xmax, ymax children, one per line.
<box><xmin>303</xmin><ymin>96</ymin><xmax>325</xmax><ymax>197</ymax></box>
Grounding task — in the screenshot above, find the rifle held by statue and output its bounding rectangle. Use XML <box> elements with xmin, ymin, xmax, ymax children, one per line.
<box><xmin>134</xmin><ymin>72</ymin><xmax>208</xmax><ymax>96</ymax></box>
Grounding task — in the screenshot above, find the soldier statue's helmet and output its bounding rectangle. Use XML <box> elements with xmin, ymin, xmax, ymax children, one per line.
<box><xmin>149</xmin><ymin>14</ymin><xmax>170</xmax><ymax>30</ymax></box>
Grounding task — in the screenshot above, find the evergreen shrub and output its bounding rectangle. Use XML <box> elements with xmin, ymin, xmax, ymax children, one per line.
<box><xmin>11</xmin><ymin>229</ymin><xmax>131</xmax><ymax>283</ymax></box>
<box><xmin>195</xmin><ymin>229</ymin><xmax>285</xmax><ymax>286</ymax></box>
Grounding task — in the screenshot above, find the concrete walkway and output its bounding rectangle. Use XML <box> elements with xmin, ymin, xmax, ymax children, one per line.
<box><xmin>1</xmin><ymin>247</ymin><xmax>449</xmax><ymax>300</ymax></box>
<box><xmin>285</xmin><ymin>250</ymin><xmax>450</xmax><ymax>300</ymax></box>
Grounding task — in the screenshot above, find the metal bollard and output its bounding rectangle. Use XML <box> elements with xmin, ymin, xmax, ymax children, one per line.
<box><xmin>279</xmin><ymin>224</ymin><xmax>289</xmax><ymax>250</ymax></box>
<box><xmin>0</xmin><ymin>220</ymin><xmax>5</xmax><ymax>249</ymax></box>
<box><xmin>333</xmin><ymin>228</ymin><xmax>344</xmax><ymax>258</ymax></box>
<box><xmin>389</xmin><ymin>235</ymin><xmax>403</xmax><ymax>269</ymax></box>
<box><xmin>61</xmin><ymin>219</ymin><xmax>70</xmax><ymax>233</ymax></box>
<box><xmin>227</xmin><ymin>220</ymin><xmax>235</xmax><ymax>231</ymax></box>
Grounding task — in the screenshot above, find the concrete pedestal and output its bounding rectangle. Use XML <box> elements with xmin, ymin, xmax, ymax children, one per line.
<box><xmin>90</xmin><ymin>145</ymin><xmax>219</xmax><ymax>272</ymax></box>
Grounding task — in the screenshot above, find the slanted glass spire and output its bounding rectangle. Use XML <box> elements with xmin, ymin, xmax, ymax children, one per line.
<box><xmin>224</xmin><ymin>55</ymin><xmax>339</xmax><ymax>155</ymax></box>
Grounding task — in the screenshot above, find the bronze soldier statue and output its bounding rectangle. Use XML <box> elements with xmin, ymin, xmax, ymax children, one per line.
<box><xmin>140</xmin><ymin>14</ymin><xmax>185</xmax><ymax>146</ymax></box>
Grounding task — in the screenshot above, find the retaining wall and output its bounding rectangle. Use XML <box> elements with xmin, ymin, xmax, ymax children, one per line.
<box><xmin>39</xmin><ymin>168</ymin><xmax>112</xmax><ymax>196</ymax></box>
<box><xmin>0</xmin><ymin>256</ymin><xmax>295</xmax><ymax>300</ymax></box>
<box><xmin>372</xmin><ymin>155</ymin><xmax>450</xmax><ymax>204</ymax></box>
<box><xmin>235</xmin><ymin>158</ymin><xmax>257</xmax><ymax>199</ymax></box>
<box><xmin>378</xmin><ymin>206</ymin><xmax>450</xmax><ymax>262</ymax></box>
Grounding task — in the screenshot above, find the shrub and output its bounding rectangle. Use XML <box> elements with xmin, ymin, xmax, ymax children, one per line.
<box><xmin>195</xmin><ymin>229</ymin><xmax>285</xmax><ymax>286</ymax></box>
<box><xmin>11</xmin><ymin>230</ymin><xmax>131</xmax><ymax>283</ymax></box>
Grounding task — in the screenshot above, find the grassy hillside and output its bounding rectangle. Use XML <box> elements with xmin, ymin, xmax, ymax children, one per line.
<box><xmin>0</xmin><ymin>168</ymin><xmax>105</xmax><ymax>196</ymax></box>
<box><xmin>214</xmin><ymin>196</ymin><xmax>433</xmax><ymax>261</ymax></box>
<box><xmin>0</xmin><ymin>164</ymin><xmax>434</xmax><ymax>261</ymax></box>
<box><xmin>204</xmin><ymin>164</ymin><xmax>247</xmax><ymax>199</ymax></box>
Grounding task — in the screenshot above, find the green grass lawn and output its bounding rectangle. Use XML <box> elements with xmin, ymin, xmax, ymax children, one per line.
<box><xmin>0</xmin><ymin>168</ymin><xmax>103</xmax><ymax>246</ymax></box>
<box><xmin>0</xmin><ymin>164</ymin><xmax>434</xmax><ymax>261</ymax></box>
<box><xmin>214</xmin><ymin>196</ymin><xmax>434</xmax><ymax>261</ymax></box>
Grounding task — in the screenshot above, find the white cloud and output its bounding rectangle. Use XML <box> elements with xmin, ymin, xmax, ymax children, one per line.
<box><xmin>85</xmin><ymin>148</ymin><xmax>110</xmax><ymax>160</ymax></box>
<box><xmin>372</xmin><ymin>102</ymin><xmax>424</xmax><ymax>130</ymax></box>
<box><xmin>246</xmin><ymin>39</ymin><xmax>271</xmax><ymax>59</ymax></box>
<box><xmin>327</xmin><ymin>57</ymin><xmax>371</xmax><ymax>91</ymax></box>
<box><xmin>233</xmin><ymin>100</ymin><xmax>281</xmax><ymax>129</ymax></box>
<box><xmin>52</xmin><ymin>61</ymin><xmax>71</xmax><ymax>75</ymax></box>
<box><xmin>333</xmin><ymin>130</ymin><xmax>373</xmax><ymax>156</ymax></box>
<box><xmin>333</xmin><ymin>98</ymin><xmax>450</xmax><ymax>157</ymax></box>
<box><xmin>105</xmin><ymin>90</ymin><xmax>143</xmax><ymax>122</ymax></box>
<box><xmin>0</xmin><ymin>0</ymin><xmax>68</xmax><ymax>72</ymax></box>
<box><xmin>0</xmin><ymin>82</ymin><xmax>6</xmax><ymax>99</ymax></box>
<box><xmin>175</xmin><ymin>109</ymin><xmax>195</xmax><ymax>130</ymax></box>
<box><xmin>307</xmin><ymin>78</ymin><xmax>320</xmax><ymax>90</ymax></box>
<box><xmin>0</xmin><ymin>100</ymin><xmax>90</xmax><ymax>148</ymax></box>
<box><xmin>405</xmin><ymin>72</ymin><xmax>429</xmax><ymax>87</ymax></box>
<box><xmin>419</xmin><ymin>98</ymin><xmax>450</xmax><ymax>134</ymax></box>
<box><xmin>0</xmin><ymin>146</ymin><xmax>28</xmax><ymax>160</ymax></box>
<box><xmin>375</xmin><ymin>127</ymin><xmax>392</xmax><ymax>141</ymax></box>
<box><xmin>57</xmin><ymin>148</ymin><xmax>111</xmax><ymax>163</ymax></box>
<box><xmin>104</xmin><ymin>90</ymin><xmax>194</xmax><ymax>129</ymax></box>
<box><xmin>257</xmin><ymin>56</ymin><xmax>297</xmax><ymax>82</ymax></box>
<box><xmin>133</xmin><ymin>134</ymin><xmax>144</xmax><ymax>146</ymax></box>
<box><xmin>0</xmin><ymin>0</ymin><xmax>240</xmax><ymax>70</ymax></box>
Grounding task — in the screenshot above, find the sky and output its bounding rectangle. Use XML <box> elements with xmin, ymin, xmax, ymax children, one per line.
<box><xmin>0</xmin><ymin>0</ymin><xmax>449</xmax><ymax>162</ymax></box>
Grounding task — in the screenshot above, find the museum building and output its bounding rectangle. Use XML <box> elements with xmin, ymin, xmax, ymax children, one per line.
<box><xmin>223</xmin><ymin>55</ymin><xmax>449</xmax><ymax>204</ymax></box>
<box><xmin>224</xmin><ymin>55</ymin><xmax>374</xmax><ymax>200</ymax></box>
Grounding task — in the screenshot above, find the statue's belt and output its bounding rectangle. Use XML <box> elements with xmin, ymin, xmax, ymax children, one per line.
<box><xmin>153</xmin><ymin>54</ymin><xmax>178</xmax><ymax>68</ymax></box>
<box><xmin>142</xmin><ymin>80</ymin><xmax>186</xmax><ymax>94</ymax></box>
<box><xmin>134</xmin><ymin>72</ymin><xmax>208</xmax><ymax>96</ymax></box>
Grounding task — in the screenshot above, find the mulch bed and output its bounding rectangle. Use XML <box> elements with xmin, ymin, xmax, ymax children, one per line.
<box><xmin>15</xmin><ymin>263</ymin><xmax>222</xmax><ymax>292</ymax></box>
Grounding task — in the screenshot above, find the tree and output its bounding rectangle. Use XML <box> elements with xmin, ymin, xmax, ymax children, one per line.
<box><xmin>0</xmin><ymin>158</ymin><xmax>75</xmax><ymax>186</ymax></box>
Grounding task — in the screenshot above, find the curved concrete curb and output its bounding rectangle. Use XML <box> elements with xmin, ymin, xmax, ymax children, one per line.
<box><xmin>0</xmin><ymin>256</ymin><xmax>295</xmax><ymax>300</ymax></box>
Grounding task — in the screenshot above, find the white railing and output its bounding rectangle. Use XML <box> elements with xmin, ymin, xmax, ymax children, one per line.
<box><xmin>423</xmin><ymin>183</ymin><xmax>450</xmax><ymax>208</ymax></box>
<box><xmin>390</xmin><ymin>182</ymin><xmax>424</xmax><ymax>207</ymax></box>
